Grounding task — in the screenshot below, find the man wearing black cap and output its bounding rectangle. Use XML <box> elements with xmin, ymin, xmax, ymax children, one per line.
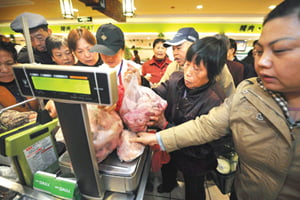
<box><xmin>10</xmin><ymin>12</ymin><xmax>54</xmax><ymax>64</ymax></box>
<box><xmin>90</xmin><ymin>23</ymin><xmax>149</xmax><ymax>110</ymax></box>
<box><xmin>158</xmin><ymin>27</ymin><xmax>235</xmax><ymax>97</ymax></box>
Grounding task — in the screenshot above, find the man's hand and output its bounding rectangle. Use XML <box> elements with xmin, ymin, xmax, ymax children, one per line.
<box><xmin>124</xmin><ymin>63</ymin><xmax>142</xmax><ymax>85</ymax></box>
<box><xmin>44</xmin><ymin>100</ymin><xmax>57</xmax><ymax>118</ymax></box>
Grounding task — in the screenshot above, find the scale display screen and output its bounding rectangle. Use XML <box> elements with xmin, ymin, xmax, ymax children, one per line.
<box><xmin>31</xmin><ymin>76</ymin><xmax>91</xmax><ymax>95</ymax></box>
<box><xmin>12</xmin><ymin>64</ymin><xmax>118</xmax><ymax>105</ymax></box>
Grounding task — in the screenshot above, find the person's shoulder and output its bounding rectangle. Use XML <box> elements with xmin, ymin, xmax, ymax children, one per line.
<box><xmin>210</xmin><ymin>82</ymin><xmax>226</xmax><ymax>101</ymax></box>
<box><xmin>235</xmin><ymin>77</ymin><xmax>258</xmax><ymax>92</ymax></box>
<box><xmin>165</xmin><ymin>56</ymin><xmax>173</xmax><ymax>64</ymax></box>
<box><xmin>227</xmin><ymin>60</ymin><xmax>244</xmax><ymax>68</ymax></box>
<box><xmin>17</xmin><ymin>47</ymin><xmax>30</xmax><ymax>63</ymax></box>
<box><xmin>169</xmin><ymin>70</ymin><xmax>183</xmax><ymax>79</ymax></box>
<box><xmin>167</xmin><ymin>71</ymin><xmax>183</xmax><ymax>85</ymax></box>
<box><xmin>142</xmin><ymin>59</ymin><xmax>152</xmax><ymax>66</ymax></box>
<box><xmin>17</xmin><ymin>46</ymin><xmax>27</xmax><ymax>53</ymax></box>
<box><xmin>165</xmin><ymin>61</ymin><xmax>179</xmax><ymax>71</ymax></box>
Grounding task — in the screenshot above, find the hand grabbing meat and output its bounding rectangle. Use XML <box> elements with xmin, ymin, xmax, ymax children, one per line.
<box><xmin>117</xmin><ymin>130</ymin><xmax>145</xmax><ymax>162</ymax></box>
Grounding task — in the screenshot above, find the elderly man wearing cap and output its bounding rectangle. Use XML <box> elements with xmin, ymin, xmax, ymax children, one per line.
<box><xmin>90</xmin><ymin>23</ymin><xmax>149</xmax><ymax>111</ymax></box>
<box><xmin>158</xmin><ymin>27</ymin><xmax>235</xmax><ymax>97</ymax></box>
<box><xmin>10</xmin><ymin>12</ymin><xmax>54</xmax><ymax>64</ymax></box>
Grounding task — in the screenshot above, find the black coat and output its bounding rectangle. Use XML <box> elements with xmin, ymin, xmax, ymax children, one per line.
<box><xmin>17</xmin><ymin>46</ymin><xmax>54</xmax><ymax>64</ymax></box>
<box><xmin>153</xmin><ymin>71</ymin><xmax>225</xmax><ymax>175</ymax></box>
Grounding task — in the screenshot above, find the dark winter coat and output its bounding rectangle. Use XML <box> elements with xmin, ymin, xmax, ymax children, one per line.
<box><xmin>153</xmin><ymin>71</ymin><xmax>225</xmax><ymax>175</ymax></box>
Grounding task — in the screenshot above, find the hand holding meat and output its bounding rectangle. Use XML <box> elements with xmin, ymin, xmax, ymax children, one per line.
<box><xmin>146</xmin><ymin>109</ymin><xmax>168</xmax><ymax>129</ymax></box>
<box><xmin>117</xmin><ymin>130</ymin><xmax>145</xmax><ymax>162</ymax></box>
<box><xmin>120</xmin><ymin>73</ymin><xmax>167</xmax><ymax>132</ymax></box>
<box><xmin>130</xmin><ymin>132</ymin><xmax>158</xmax><ymax>147</ymax></box>
<box><xmin>123</xmin><ymin>64</ymin><xmax>141</xmax><ymax>87</ymax></box>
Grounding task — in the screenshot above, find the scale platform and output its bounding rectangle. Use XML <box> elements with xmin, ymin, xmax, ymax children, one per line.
<box><xmin>59</xmin><ymin>147</ymin><xmax>149</xmax><ymax>194</ymax></box>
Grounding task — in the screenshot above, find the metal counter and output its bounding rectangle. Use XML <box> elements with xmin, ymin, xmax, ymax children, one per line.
<box><xmin>0</xmin><ymin>148</ymin><xmax>151</xmax><ymax>200</ymax></box>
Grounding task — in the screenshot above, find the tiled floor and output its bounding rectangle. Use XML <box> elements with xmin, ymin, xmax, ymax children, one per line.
<box><xmin>143</xmin><ymin>171</ymin><xmax>230</xmax><ymax>200</ymax></box>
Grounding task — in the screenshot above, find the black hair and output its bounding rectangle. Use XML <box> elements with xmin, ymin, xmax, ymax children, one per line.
<box><xmin>229</xmin><ymin>38</ymin><xmax>237</xmax><ymax>53</ymax></box>
<box><xmin>152</xmin><ymin>38</ymin><xmax>166</xmax><ymax>48</ymax></box>
<box><xmin>20</xmin><ymin>24</ymin><xmax>48</xmax><ymax>34</ymax></box>
<box><xmin>252</xmin><ymin>40</ymin><xmax>258</xmax><ymax>47</ymax></box>
<box><xmin>46</xmin><ymin>36</ymin><xmax>68</xmax><ymax>57</ymax></box>
<box><xmin>0</xmin><ymin>40</ymin><xmax>18</xmax><ymax>62</ymax></box>
<box><xmin>186</xmin><ymin>36</ymin><xmax>227</xmax><ymax>81</ymax></box>
<box><xmin>263</xmin><ymin>0</ymin><xmax>300</xmax><ymax>25</ymax></box>
<box><xmin>214</xmin><ymin>34</ymin><xmax>230</xmax><ymax>50</ymax></box>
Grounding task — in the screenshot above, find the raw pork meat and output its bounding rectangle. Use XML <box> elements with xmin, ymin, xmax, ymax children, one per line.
<box><xmin>120</xmin><ymin>73</ymin><xmax>167</xmax><ymax>132</ymax></box>
<box><xmin>87</xmin><ymin>104</ymin><xmax>123</xmax><ymax>163</ymax></box>
<box><xmin>117</xmin><ymin>130</ymin><xmax>145</xmax><ymax>162</ymax></box>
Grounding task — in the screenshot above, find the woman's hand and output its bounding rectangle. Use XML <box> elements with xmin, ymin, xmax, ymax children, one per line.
<box><xmin>146</xmin><ymin>109</ymin><xmax>168</xmax><ymax>129</ymax></box>
<box><xmin>130</xmin><ymin>132</ymin><xmax>158</xmax><ymax>146</ymax></box>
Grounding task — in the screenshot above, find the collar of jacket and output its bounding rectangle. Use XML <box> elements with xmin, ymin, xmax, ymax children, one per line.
<box><xmin>75</xmin><ymin>57</ymin><xmax>103</xmax><ymax>66</ymax></box>
<box><xmin>176</xmin><ymin>75</ymin><xmax>214</xmax><ymax>97</ymax></box>
<box><xmin>149</xmin><ymin>55</ymin><xmax>170</xmax><ymax>66</ymax></box>
<box><xmin>240</xmin><ymin>78</ymin><xmax>292</xmax><ymax>146</ymax></box>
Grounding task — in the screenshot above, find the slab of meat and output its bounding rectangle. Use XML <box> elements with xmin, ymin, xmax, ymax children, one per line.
<box><xmin>87</xmin><ymin>104</ymin><xmax>123</xmax><ymax>163</ymax></box>
<box><xmin>117</xmin><ymin>130</ymin><xmax>145</xmax><ymax>162</ymax></box>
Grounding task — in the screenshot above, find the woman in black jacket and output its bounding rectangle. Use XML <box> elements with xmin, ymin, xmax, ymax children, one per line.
<box><xmin>149</xmin><ymin>36</ymin><xmax>228</xmax><ymax>200</ymax></box>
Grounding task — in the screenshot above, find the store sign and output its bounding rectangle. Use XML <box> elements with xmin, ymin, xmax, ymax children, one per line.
<box><xmin>77</xmin><ymin>16</ymin><xmax>92</xmax><ymax>23</ymax></box>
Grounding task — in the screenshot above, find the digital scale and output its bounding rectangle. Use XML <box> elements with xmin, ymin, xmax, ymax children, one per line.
<box><xmin>13</xmin><ymin>63</ymin><xmax>118</xmax><ymax>105</ymax></box>
<box><xmin>11</xmin><ymin>63</ymin><xmax>151</xmax><ymax>200</ymax></box>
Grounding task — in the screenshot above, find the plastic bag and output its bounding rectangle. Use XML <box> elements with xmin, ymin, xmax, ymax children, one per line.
<box><xmin>87</xmin><ymin>104</ymin><xmax>123</xmax><ymax>163</ymax></box>
<box><xmin>119</xmin><ymin>73</ymin><xmax>167</xmax><ymax>132</ymax></box>
<box><xmin>151</xmin><ymin>144</ymin><xmax>170</xmax><ymax>172</ymax></box>
<box><xmin>117</xmin><ymin>130</ymin><xmax>145</xmax><ymax>162</ymax></box>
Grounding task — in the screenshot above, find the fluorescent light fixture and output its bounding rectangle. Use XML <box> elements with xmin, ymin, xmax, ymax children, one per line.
<box><xmin>60</xmin><ymin>0</ymin><xmax>74</xmax><ymax>19</ymax></box>
<box><xmin>123</xmin><ymin>0</ymin><xmax>135</xmax><ymax>17</ymax></box>
<box><xmin>268</xmin><ymin>5</ymin><xmax>276</xmax><ymax>10</ymax></box>
<box><xmin>196</xmin><ymin>5</ymin><xmax>203</xmax><ymax>9</ymax></box>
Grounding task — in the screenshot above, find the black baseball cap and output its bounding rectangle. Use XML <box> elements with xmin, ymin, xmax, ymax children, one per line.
<box><xmin>90</xmin><ymin>23</ymin><xmax>125</xmax><ymax>56</ymax></box>
<box><xmin>164</xmin><ymin>27</ymin><xmax>199</xmax><ymax>47</ymax></box>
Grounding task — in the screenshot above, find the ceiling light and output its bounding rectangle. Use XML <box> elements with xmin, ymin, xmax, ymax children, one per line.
<box><xmin>60</xmin><ymin>0</ymin><xmax>74</xmax><ymax>19</ymax></box>
<box><xmin>268</xmin><ymin>5</ymin><xmax>276</xmax><ymax>10</ymax></box>
<box><xmin>196</xmin><ymin>5</ymin><xmax>203</xmax><ymax>9</ymax></box>
<box><xmin>123</xmin><ymin>0</ymin><xmax>135</xmax><ymax>17</ymax></box>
